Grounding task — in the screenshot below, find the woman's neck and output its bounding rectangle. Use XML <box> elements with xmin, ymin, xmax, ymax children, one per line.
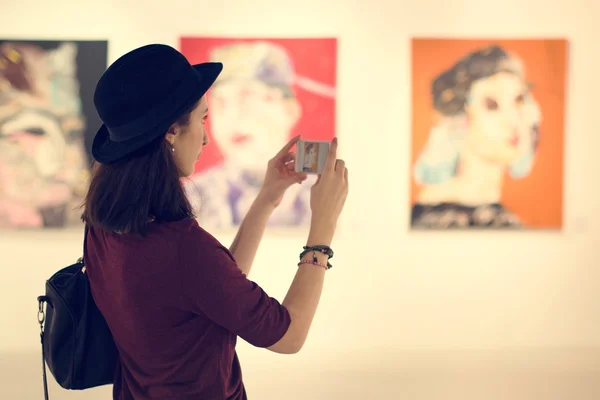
<box><xmin>451</xmin><ymin>148</ymin><xmax>505</xmax><ymax>205</ymax></box>
<box><xmin>416</xmin><ymin>147</ymin><xmax>506</xmax><ymax>206</ymax></box>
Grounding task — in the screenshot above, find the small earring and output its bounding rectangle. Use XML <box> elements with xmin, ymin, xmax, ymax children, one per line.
<box><xmin>171</xmin><ymin>146</ymin><xmax>175</xmax><ymax>152</ymax></box>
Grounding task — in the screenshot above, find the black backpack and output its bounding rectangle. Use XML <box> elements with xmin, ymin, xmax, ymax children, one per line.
<box><xmin>36</xmin><ymin>225</ymin><xmax>118</xmax><ymax>399</ymax></box>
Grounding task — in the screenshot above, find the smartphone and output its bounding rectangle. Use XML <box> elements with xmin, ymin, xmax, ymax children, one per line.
<box><xmin>295</xmin><ymin>140</ymin><xmax>330</xmax><ymax>175</ymax></box>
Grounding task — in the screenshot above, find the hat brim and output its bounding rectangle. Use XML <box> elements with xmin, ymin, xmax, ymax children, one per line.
<box><xmin>91</xmin><ymin>62</ymin><xmax>223</xmax><ymax>164</ymax></box>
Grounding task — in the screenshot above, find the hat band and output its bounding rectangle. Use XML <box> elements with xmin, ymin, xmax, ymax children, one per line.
<box><xmin>107</xmin><ymin>69</ymin><xmax>202</xmax><ymax>142</ymax></box>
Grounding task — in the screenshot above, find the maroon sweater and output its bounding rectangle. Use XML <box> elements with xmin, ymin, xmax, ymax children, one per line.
<box><xmin>85</xmin><ymin>218</ymin><xmax>292</xmax><ymax>399</ymax></box>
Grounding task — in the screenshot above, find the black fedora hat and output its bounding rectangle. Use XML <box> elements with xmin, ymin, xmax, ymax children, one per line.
<box><xmin>92</xmin><ymin>44</ymin><xmax>222</xmax><ymax>164</ymax></box>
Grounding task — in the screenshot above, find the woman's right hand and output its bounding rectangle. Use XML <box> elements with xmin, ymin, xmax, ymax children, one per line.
<box><xmin>308</xmin><ymin>137</ymin><xmax>348</xmax><ymax>245</ymax></box>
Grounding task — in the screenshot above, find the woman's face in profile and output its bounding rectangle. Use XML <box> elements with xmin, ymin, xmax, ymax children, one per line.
<box><xmin>170</xmin><ymin>96</ymin><xmax>209</xmax><ymax>177</ymax></box>
<box><xmin>464</xmin><ymin>71</ymin><xmax>535</xmax><ymax>165</ymax></box>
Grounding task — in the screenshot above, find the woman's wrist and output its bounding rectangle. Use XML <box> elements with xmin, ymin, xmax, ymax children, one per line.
<box><xmin>254</xmin><ymin>190</ymin><xmax>280</xmax><ymax>210</ymax></box>
<box><xmin>306</xmin><ymin>223</ymin><xmax>335</xmax><ymax>247</ymax></box>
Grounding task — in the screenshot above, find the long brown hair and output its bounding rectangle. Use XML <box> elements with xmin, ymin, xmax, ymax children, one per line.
<box><xmin>81</xmin><ymin>108</ymin><xmax>196</xmax><ymax>237</ymax></box>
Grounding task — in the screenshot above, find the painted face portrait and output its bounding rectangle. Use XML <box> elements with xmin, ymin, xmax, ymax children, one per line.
<box><xmin>180</xmin><ymin>37</ymin><xmax>337</xmax><ymax>230</ymax></box>
<box><xmin>409</xmin><ymin>41</ymin><xmax>565</xmax><ymax>230</ymax></box>
<box><xmin>464</xmin><ymin>71</ymin><xmax>538</xmax><ymax>167</ymax></box>
<box><xmin>302</xmin><ymin>143</ymin><xmax>317</xmax><ymax>171</ymax></box>
<box><xmin>208</xmin><ymin>41</ymin><xmax>301</xmax><ymax>170</ymax></box>
<box><xmin>209</xmin><ymin>79</ymin><xmax>298</xmax><ymax>169</ymax></box>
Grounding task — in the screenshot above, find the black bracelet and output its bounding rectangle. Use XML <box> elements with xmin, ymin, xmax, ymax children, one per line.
<box><xmin>299</xmin><ymin>245</ymin><xmax>334</xmax><ymax>269</ymax></box>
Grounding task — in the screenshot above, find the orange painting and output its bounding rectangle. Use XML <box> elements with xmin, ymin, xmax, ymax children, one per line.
<box><xmin>410</xmin><ymin>38</ymin><xmax>567</xmax><ymax>230</ymax></box>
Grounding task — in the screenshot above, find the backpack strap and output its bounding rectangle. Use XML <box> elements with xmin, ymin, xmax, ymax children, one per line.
<box><xmin>37</xmin><ymin>295</ymin><xmax>49</xmax><ymax>400</ymax></box>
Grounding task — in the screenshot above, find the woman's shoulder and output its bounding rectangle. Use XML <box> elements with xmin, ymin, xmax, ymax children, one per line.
<box><xmin>91</xmin><ymin>218</ymin><xmax>227</xmax><ymax>254</ymax></box>
<box><xmin>169</xmin><ymin>218</ymin><xmax>237</xmax><ymax>267</ymax></box>
<box><xmin>162</xmin><ymin>218</ymin><xmax>224</xmax><ymax>248</ymax></box>
<box><xmin>156</xmin><ymin>217</ymin><xmax>210</xmax><ymax>236</ymax></box>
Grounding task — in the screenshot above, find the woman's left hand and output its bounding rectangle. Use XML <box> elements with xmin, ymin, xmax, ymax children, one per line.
<box><xmin>258</xmin><ymin>135</ymin><xmax>308</xmax><ymax>208</ymax></box>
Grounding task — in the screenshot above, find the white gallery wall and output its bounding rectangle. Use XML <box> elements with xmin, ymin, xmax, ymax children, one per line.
<box><xmin>0</xmin><ymin>0</ymin><xmax>599</xmax><ymax>398</ymax></box>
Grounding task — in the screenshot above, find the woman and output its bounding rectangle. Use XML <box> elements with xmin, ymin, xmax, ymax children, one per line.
<box><xmin>303</xmin><ymin>143</ymin><xmax>318</xmax><ymax>172</ymax></box>
<box><xmin>81</xmin><ymin>44</ymin><xmax>348</xmax><ymax>400</ymax></box>
<box><xmin>411</xmin><ymin>45</ymin><xmax>542</xmax><ymax>229</ymax></box>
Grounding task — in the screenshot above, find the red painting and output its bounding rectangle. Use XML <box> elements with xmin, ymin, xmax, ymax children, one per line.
<box><xmin>179</xmin><ymin>37</ymin><xmax>337</xmax><ymax>230</ymax></box>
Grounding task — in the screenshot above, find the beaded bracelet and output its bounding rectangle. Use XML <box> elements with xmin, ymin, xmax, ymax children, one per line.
<box><xmin>298</xmin><ymin>259</ymin><xmax>328</xmax><ymax>271</ymax></box>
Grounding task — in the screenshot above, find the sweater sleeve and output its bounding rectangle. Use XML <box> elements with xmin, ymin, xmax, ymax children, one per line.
<box><xmin>177</xmin><ymin>220</ymin><xmax>291</xmax><ymax>348</ymax></box>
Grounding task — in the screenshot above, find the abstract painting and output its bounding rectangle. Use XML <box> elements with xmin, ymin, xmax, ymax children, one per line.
<box><xmin>0</xmin><ymin>39</ymin><xmax>108</xmax><ymax>229</ymax></box>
